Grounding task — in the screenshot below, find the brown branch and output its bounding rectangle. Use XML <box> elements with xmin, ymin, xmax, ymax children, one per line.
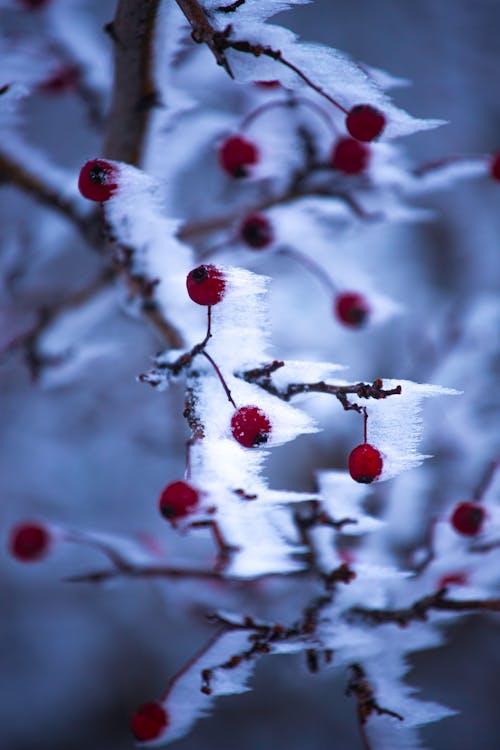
<box><xmin>64</xmin><ymin>564</ymin><xmax>306</xmax><ymax>584</ymax></box>
<box><xmin>347</xmin><ymin>663</ymin><xmax>403</xmax><ymax>750</ymax></box>
<box><xmin>349</xmin><ymin>588</ymin><xmax>500</xmax><ymax>627</ymax></box>
<box><xmin>104</xmin><ymin>0</ymin><xmax>162</xmax><ymax>166</ymax></box>
<box><xmin>0</xmin><ymin>149</ymin><xmax>101</xmax><ymax>247</ymax></box>
<box><xmin>215</xmin><ymin>0</ymin><xmax>245</xmax><ymax>12</ymax></box>
<box><xmin>175</xmin><ymin>0</ymin><xmax>234</xmax><ymax>76</ymax></box>
<box><xmin>2</xmin><ymin>266</ymin><xmax>116</xmax><ymax>380</ymax></box>
<box><xmin>239</xmin><ymin>365</ymin><xmax>402</xmax><ymax>413</ymax></box>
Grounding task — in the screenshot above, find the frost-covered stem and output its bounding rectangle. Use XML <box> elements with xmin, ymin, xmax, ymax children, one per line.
<box><xmin>347</xmin><ymin>663</ymin><xmax>404</xmax><ymax>750</ymax></box>
<box><xmin>473</xmin><ymin>457</ymin><xmax>499</xmax><ymax>502</ymax></box>
<box><xmin>2</xmin><ymin>267</ymin><xmax>115</xmax><ymax>380</ymax></box>
<box><xmin>64</xmin><ymin>564</ymin><xmax>305</xmax><ymax>584</ymax></box>
<box><xmin>349</xmin><ymin>588</ymin><xmax>500</xmax><ymax>627</ymax></box>
<box><xmin>175</xmin><ymin>0</ymin><xmax>234</xmax><ymax>76</ymax></box>
<box><xmin>0</xmin><ymin>150</ymin><xmax>100</xmax><ymax>246</ymax></box>
<box><xmin>239</xmin><ymin>365</ymin><xmax>402</xmax><ymax>413</ymax></box>
<box><xmin>104</xmin><ymin>0</ymin><xmax>161</xmax><ymax>165</ymax></box>
<box><xmin>201</xmin><ymin>350</ymin><xmax>237</xmax><ymax>407</ymax></box>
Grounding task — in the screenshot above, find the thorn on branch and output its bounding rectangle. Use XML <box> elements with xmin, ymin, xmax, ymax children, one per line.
<box><xmin>215</xmin><ymin>0</ymin><xmax>245</xmax><ymax>12</ymax></box>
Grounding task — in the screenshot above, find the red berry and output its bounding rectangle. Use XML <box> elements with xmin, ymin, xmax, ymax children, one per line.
<box><xmin>346</xmin><ymin>105</ymin><xmax>386</xmax><ymax>142</ymax></box>
<box><xmin>489</xmin><ymin>151</ymin><xmax>500</xmax><ymax>181</ymax></box>
<box><xmin>186</xmin><ymin>265</ymin><xmax>226</xmax><ymax>306</ymax></box>
<box><xmin>39</xmin><ymin>64</ymin><xmax>80</xmax><ymax>94</ymax></box>
<box><xmin>331</xmin><ymin>137</ymin><xmax>370</xmax><ymax>175</ymax></box>
<box><xmin>8</xmin><ymin>522</ymin><xmax>50</xmax><ymax>562</ymax></box>
<box><xmin>335</xmin><ymin>292</ymin><xmax>370</xmax><ymax>328</ymax></box>
<box><xmin>130</xmin><ymin>701</ymin><xmax>169</xmax><ymax>742</ymax></box>
<box><xmin>18</xmin><ymin>0</ymin><xmax>50</xmax><ymax>9</ymax></box>
<box><xmin>450</xmin><ymin>502</ymin><xmax>485</xmax><ymax>536</ymax></box>
<box><xmin>438</xmin><ymin>572</ymin><xmax>468</xmax><ymax>589</ymax></box>
<box><xmin>231</xmin><ymin>406</ymin><xmax>272</xmax><ymax>448</ymax></box>
<box><xmin>254</xmin><ymin>80</ymin><xmax>281</xmax><ymax>89</ymax></box>
<box><xmin>159</xmin><ymin>481</ymin><xmax>199</xmax><ymax>521</ymax></box>
<box><xmin>78</xmin><ymin>159</ymin><xmax>118</xmax><ymax>202</ymax></box>
<box><xmin>240</xmin><ymin>213</ymin><xmax>274</xmax><ymax>249</ymax></box>
<box><xmin>219</xmin><ymin>135</ymin><xmax>259</xmax><ymax>178</ymax></box>
<box><xmin>348</xmin><ymin>443</ymin><xmax>383</xmax><ymax>483</ymax></box>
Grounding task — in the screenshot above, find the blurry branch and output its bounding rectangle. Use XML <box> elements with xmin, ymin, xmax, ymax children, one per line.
<box><xmin>347</xmin><ymin>663</ymin><xmax>403</xmax><ymax>750</ymax></box>
<box><xmin>175</xmin><ymin>0</ymin><xmax>235</xmax><ymax>76</ymax></box>
<box><xmin>0</xmin><ymin>149</ymin><xmax>101</xmax><ymax>247</ymax></box>
<box><xmin>348</xmin><ymin>588</ymin><xmax>500</xmax><ymax>627</ymax></box>
<box><xmin>64</xmin><ymin>564</ymin><xmax>303</xmax><ymax>584</ymax></box>
<box><xmin>239</xmin><ymin>362</ymin><xmax>402</xmax><ymax>413</ymax></box>
<box><xmin>179</xmin><ymin>183</ymin><xmax>375</xmax><ymax>242</ymax></box>
<box><xmin>104</xmin><ymin>0</ymin><xmax>162</xmax><ymax>166</ymax></box>
<box><xmin>2</xmin><ymin>266</ymin><xmax>115</xmax><ymax>381</ymax></box>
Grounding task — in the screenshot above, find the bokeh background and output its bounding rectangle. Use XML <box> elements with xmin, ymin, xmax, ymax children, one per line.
<box><xmin>1</xmin><ymin>1</ymin><xmax>499</xmax><ymax>748</ymax></box>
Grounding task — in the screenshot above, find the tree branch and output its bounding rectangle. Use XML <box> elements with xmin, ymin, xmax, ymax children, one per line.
<box><xmin>104</xmin><ymin>0</ymin><xmax>162</xmax><ymax>166</ymax></box>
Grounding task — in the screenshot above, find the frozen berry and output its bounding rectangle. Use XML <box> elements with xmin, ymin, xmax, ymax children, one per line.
<box><xmin>219</xmin><ymin>135</ymin><xmax>259</xmax><ymax>178</ymax></box>
<box><xmin>8</xmin><ymin>522</ymin><xmax>50</xmax><ymax>562</ymax></box>
<box><xmin>240</xmin><ymin>213</ymin><xmax>274</xmax><ymax>249</ymax></box>
<box><xmin>331</xmin><ymin>137</ymin><xmax>370</xmax><ymax>175</ymax></box>
<box><xmin>186</xmin><ymin>265</ymin><xmax>226</xmax><ymax>306</ymax></box>
<box><xmin>348</xmin><ymin>443</ymin><xmax>383</xmax><ymax>483</ymax></box>
<box><xmin>346</xmin><ymin>105</ymin><xmax>386</xmax><ymax>142</ymax></box>
<box><xmin>254</xmin><ymin>80</ymin><xmax>281</xmax><ymax>89</ymax></box>
<box><xmin>489</xmin><ymin>151</ymin><xmax>500</xmax><ymax>181</ymax></box>
<box><xmin>335</xmin><ymin>292</ymin><xmax>370</xmax><ymax>328</ymax></box>
<box><xmin>451</xmin><ymin>502</ymin><xmax>485</xmax><ymax>536</ymax></box>
<box><xmin>78</xmin><ymin>159</ymin><xmax>118</xmax><ymax>202</ymax></box>
<box><xmin>159</xmin><ymin>481</ymin><xmax>199</xmax><ymax>521</ymax></box>
<box><xmin>39</xmin><ymin>64</ymin><xmax>80</xmax><ymax>94</ymax></box>
<box><xmin>231</xmin><ymin>406</ymin><xmax>272</xmax><ymax>448</ymax></box>
<box><xmin>438</xmin><ymin>572</ymin><xmax>468</xmax><ymax>589</ymax></box>
<box><xmin>130</xmin><ymin>701</ymin><xmax>169</xmax><ymax>742</ymax></box>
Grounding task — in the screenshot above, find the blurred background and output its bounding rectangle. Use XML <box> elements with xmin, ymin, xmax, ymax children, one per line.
<box><xmin>1</xmin><ymin>1</ymin><xmax>499</xmax><ymax>748</ymax></box>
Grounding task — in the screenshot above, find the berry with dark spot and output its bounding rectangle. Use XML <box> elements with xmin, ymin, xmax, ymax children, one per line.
<box><xmin>489</xmin><ymin>151</ymin><xmax>500</xmax><ymax>181</ymax></box>
<box><xmin>240</xmin><ymin>213</ymin><xmax>274</xmax><ymax>249</ymax></box>
<box><xmin>335</xmin><ymin>292</ymin><xmax>370</xmax><ymax>328</ymax></box>
<box><xmin>159</xmin><ymin>481</ymin><xmax>200</xmax><ymax>522</ymax></box>
<box><xmin>348</xmin><ymin>443</ymin><xmax>383</xmax><ymax>483</ymax></box>
<box><xmin>78</xmin><ymin>159</ymin><xmax>118</xmax><ymax>202</ymax></box>
<box><xmin>231</xmin><ymin>406</ymin><xmax>272</xmax><ymax>448</ymax></box>
<box><xmin>186</xmin><ymin>265</ymin><xmax>226</xmax><ymax>306</ymax></box>
<box><xmin>219</xmin><ymin>135</ymin><xmax>259</xmax><ymax>178</ymax></box>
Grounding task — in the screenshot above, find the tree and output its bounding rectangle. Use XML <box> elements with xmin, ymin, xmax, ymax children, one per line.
<box><xmin>1</xmin><ymin>1</ymin><xmax>499</xmax><ymax>748</ymax></box>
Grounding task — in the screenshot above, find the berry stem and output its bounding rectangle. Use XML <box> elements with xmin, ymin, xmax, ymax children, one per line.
<box><xmin>201</xmin><ymin>350</ymin><xmax>237</xmax><ymax>408</ymax></box>
<box><xmin>239</xmin><ymin>94</ymin><xmax>336</xmax><ymax>135</ymax></box>
<box><xmin>472</xmin><ymin>457</ymin><xmax>499</xmax><ymax>502</ymax></box>
<box><xmin>363</xmin><ymin>407</ymin><xmax>368</xmax><ymax>444</ymax></box>
<box><xmin>279</xmin><ymin>247</ymin><xmax>337</xmax><ymax>294</ymax></box>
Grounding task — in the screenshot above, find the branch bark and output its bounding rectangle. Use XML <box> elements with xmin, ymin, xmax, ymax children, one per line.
<box><xmin>104</xmin><ymin>0</ymin><xmax>161</xmax><ymax>166</ymax></box>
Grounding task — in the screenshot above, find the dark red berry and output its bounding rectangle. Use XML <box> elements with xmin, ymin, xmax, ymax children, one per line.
<box><xmin>18</xmin><ymin>0</ymin><xmax>50</xmax><ymax>9</ymax></box>
<box><xmin>335</xmin><ymin>292</ymin><xmax>370</xmax><ymax>328</ymax></box>
<box><xmin>438</xmin><ymin>572</ymin><xmax>468</xmax><ymax>589</ymax></box>
<box><xmin>451</xmin><ymin>502</ymin><xmax>485</xmax><ymax>536</ymax></box>
<box><xmin>219</xmin><ymin>135</ymin><xmax>259</xmax><ymax>178</ymax></box>
<box><xmin>254</xmin><ymin>80</ymin><xmax>281</xmax><ymax>89</ymax></box>
<box><xmin>8</xmin><ymin>522</ymin><xmax>50</xmax><ymax>562</ymax></box>
<box><xmin>240</xmin><ymin>213</ymin><xmax>274</xmax><ymax>249</ymax></box>
<box><xmin>159</xmin><ymin>481</ymin><xmax>199</xmax><ymax>521</ymax></box>
<box><xmin>78</xmin><ymin>159</ymin><xmax>118</xmax><ymax>202</ymax></box>
<box><xmin>130</xmin><ymin>701</ymin><xmax>169</xmax><ymax>742</ymax></box>
<box><xmin>331</xmin><ymin>137</ymin><xmax>370</xmax><ymax>175</ymax></box>
<box><xmin>231</xmin><ymin>406</ymin><xmax>272</xmax><ymax>448</ymax></box>
<box><xmin>186</xmin><ymin>265</ymin><xmax>226</xmax><ymax>306</ymax></box>
<box><xmin>489</xmin><ymin>151</ymin><xmax>500</xmax><ymax>181</ymax></box>
<box><xmin>346</xmin><ymin>105</ymin><xmax>386</xmax><ymax>143</ymax></box>
<box><xmin>39</xmin><ymin>64</ymin><xmax>80</xmax><ymax>94</ymax></box>
<box><xmin>348</xmin><ymin>443</ymin><xmax>383</xmax><ymax>483</ymax></box>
